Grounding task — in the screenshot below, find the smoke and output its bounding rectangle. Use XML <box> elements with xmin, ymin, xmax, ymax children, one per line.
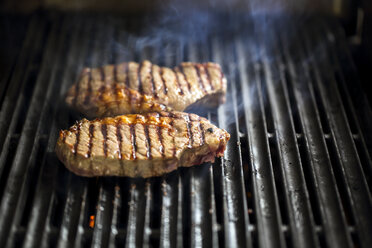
<box><xmin>111</xmin><ymin>0</ymin><xmax>317</xmax><ymax>59</ymax></box>
<box><xmin>107</xmin><ymin>0</ymin><xmax>326</xmax><ymax>127</ymax></box>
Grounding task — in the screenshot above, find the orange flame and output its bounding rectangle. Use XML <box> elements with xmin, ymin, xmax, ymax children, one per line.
<box><xmin>89</xmin><ymin>215</ymin><xmax>95</xmax><ymax>228</ymax></box>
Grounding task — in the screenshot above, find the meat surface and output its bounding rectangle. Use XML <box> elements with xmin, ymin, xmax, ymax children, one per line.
<box><xmin>65</xmin><ymin>60</ymin><xmax>227</xmax><ymax>118</ymax></box>
<box><xmin>55</xmin><ymin>111</ymin><xmax>230</xmax><ymax>177</ymax></box>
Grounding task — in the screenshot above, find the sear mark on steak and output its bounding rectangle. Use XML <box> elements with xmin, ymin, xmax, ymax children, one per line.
<box><xmin>55</xmin><ymin>111</ymin><xmax>230</xmax><ymax>178</ymax></box>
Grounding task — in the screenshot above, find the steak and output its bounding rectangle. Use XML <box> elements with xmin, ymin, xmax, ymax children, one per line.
<box><xmin>55</xmin><ymin>111</ymin><xmax>230</xmax><ymax>177</ymax></box>
<box><xmin>65</xmin><ymin>60</ymin><xmax>227</xmax><ymax>118</ymax></box>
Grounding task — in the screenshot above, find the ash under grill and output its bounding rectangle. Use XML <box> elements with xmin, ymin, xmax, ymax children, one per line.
<box><xmin>0</xmin><ymin>13</ymin><xmax>371</xmax><ymax>248</ymax></box>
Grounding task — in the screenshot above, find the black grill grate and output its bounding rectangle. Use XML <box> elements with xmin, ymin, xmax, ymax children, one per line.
<box><xmin>0</xmin><ymin>12</ymin><xmax>371</xmax><ymax>248</ymax></box>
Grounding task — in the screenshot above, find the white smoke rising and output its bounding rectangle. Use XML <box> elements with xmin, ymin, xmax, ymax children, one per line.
<box><xmin>107</xmin><ymin>0</ymin><xmax>328</xmax><ymax>127</ymax></box>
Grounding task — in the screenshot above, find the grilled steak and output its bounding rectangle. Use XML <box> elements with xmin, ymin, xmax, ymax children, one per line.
<box><xmin>56</xmin><ymin>111</ymin><xmax>230</xmax><ymax>177</ymax></box>
<box><xmin>65</xmin><ymin>60</ymin><xmax>227</xmax><ymax>118</ymax></box>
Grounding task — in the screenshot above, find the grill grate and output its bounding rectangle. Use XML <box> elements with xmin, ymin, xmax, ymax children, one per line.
<box><xmin>0</xmin><ymin>12</ymin><xmax>371</xmax><ymax>248</ymax></box>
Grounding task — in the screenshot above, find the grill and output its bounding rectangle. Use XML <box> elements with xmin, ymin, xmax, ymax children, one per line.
<box><xmin>0</xmin><ymin>12</ymin><xmax>371</xmax><ymax>248</ymax></box>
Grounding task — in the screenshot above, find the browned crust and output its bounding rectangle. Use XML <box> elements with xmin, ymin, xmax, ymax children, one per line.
<box><xmin>66</xmin><ymin>84</ymin><xmax>171</xmax><ymax>118</ymax></box>
<box><xmin>56</xmin><ymin>111</ymin><xmax>230</xmax><ymax>178</ymax></box>
<box><xmin>66</xmin><ymin>61</ymin><xmax>227</xmax><ymax>118</ymax></box>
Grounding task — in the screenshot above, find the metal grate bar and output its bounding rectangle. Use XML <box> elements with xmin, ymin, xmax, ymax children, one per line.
<box><xmin>190</xmin><ymin>165</ymin><xmax>215</xmax><ymax>247</ymax></box>
<box><xmin>107</xmin><ymin>20</ymin><xmax>135</xmax><ymax>248</ymax></box>
<box><xmin>92</xmin><ymin>179</ymin><xmax>115</xmax><ymax>248</ymax></box>
<box><xmin>214</xmin><ymin>37</ymin><xmax>252</xmax><ymax>248</ymax></box>
<box><xmin>236</xmin><ymin>37</ymin><xmax>286</xmax><ymax>248</ymax></box>
<box><xmin>278</xmin><ymin>24</ymin><xmax>353</xmax><ymax>248</ymax></box>
<box><xmin>158</xmin><ymin>175</ymin><xmax>178</xmax><ymax>247</ymax></box>
<box><xmin>303</xmin><ymin>24</ymin><xmax>372</xmax><ymax>248</ymax></box>
<box><xmin>186</xmin><ymin>42</ymin><xmax>220</xmax><ymax>248</ymax></box>
<box><xmin>108</xmin><ymin>181</ymin><xmax>121</xmax><ymax>248</ymax></box>
<box><xmin>125</xmin><ymin>180</ymin><xmax>147</xmax><ymax>247</ymax></box>
<box><xmin>72</xmin><ymin>17</ymin><xmax>111</xmax><ymax>248</ymax></box>
<box><xmin>143</xmin><ymin>181</ymin><xmax>153</xmax><ymax>248</ymax></box>
<box><xmin>207</xmin><ymin>160</ymin><xmax>220</xmax><ymax>248</ymax></box>
<box><xmin>176</xmin><ymin>177</ymin><xmax>184</xmax><ymax>247</ymax></box>
<box><xmin>108</xmin><ymin>20</ymin><xmax>128</xmax><ymax>248</ymax></box>
<box><xmin>72</xmin><ymin>181</ymin><xmax>89</xmax><ymax>247</ymax></box>
<box><xmin>155</xmin><ymin>43</ymin><xmax>181</xmax><ymax>248</ymax></box>
<box><xmin>90</xmin><ymin>19</ymin><xmax>116</xmax><ymax>248</ymax></box>
<box><xmin>137</xmin><ymin>40</ymin><xmax>161</xmax><ymax>248</ymax></box>
<box><xmin>177</xmin><ymin>41</ymin><xmax>191</xmax><ymax>248</ymax></box>
<box><xmin>203</xmin><ymin>43</ymin><xmax>221</xmax><ymax>248</ymax></box>
<box><xmin>122</xmin><ymin>32</ymin><xmax>154</xmax><ymax>248</ymax></box>
<box><xmin>40</xmin><ymin>190</ymin><xmax>59</xmax><ymax>248</ymax></box>
<box><xmin>55</xmin><ymin>16</ymin><xmax>93</xmax><ymax>248</ymax></box>
<box><xmin>260</xmin><ymin>30</ymin><xmax>319</xmax><ymax>247</ymax></box>
<box><xmin>109</xmin><ymin>19</ymin><xmax>131</xmax><ymax>248</ymax></box>
<box><xmin>56</xmin><ymin>176</ymin><xmax>87</xmax><ymax>248</ymax></box>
